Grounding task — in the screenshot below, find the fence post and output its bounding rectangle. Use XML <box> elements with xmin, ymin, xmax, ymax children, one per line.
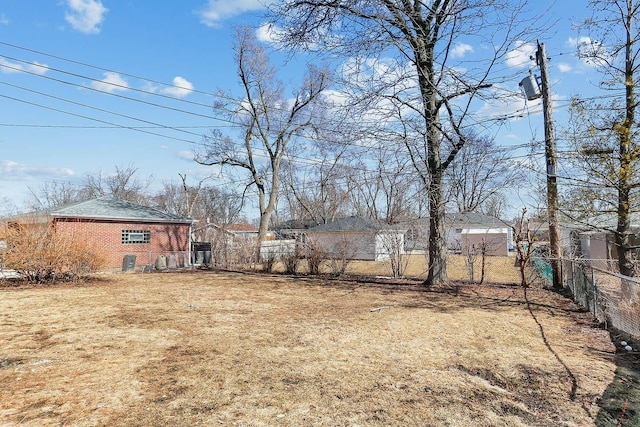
<box><xmin>591</xmin><ymin>264</ymin><xmax>597</xmax><ymax>319</ymax></box>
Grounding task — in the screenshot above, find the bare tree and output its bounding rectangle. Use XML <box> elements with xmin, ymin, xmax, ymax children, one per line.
<box><xmin>270</xmin><ymin>1</ymin><xmax>544</xmax><ymax>285</ymax></box>
<box><xmin>153</xmin><ymin>173</ymin><xmax>208</xmax><ymax>218</ymax></box>
<box><xmin>153</xmin><ymin>178</ymin><xmax>244</xmax><ymax>243</ymax></box>
<box><xmin>82</xmin><ymin>164</ymin><xmax>152</xmax><ymax>204</ymax></box>
<box><xmin>445</xmin><ymin>131</ymin><xmax>516</xmax><ymax>217</ymax></box>
<box><xmin>27</xmin><ymin>164</ymin><xmax>152</xmax><ymax>210</ymax></box>
<box><xmin>513</xmin><ymin>208</ymin><xmax>536</xmax><ymax>287</ymax></box>
<box><xmin>197</xmin><ymin>27</ymin><xmax>330</xmax><ymax>259</ymax></box>
<box><xmin>346</xmin><ymin>144</ymin><xmax>419</xmax><ymax>223</ymax></box>
<box><xmin>28</xmin><ymin>181</ymin><xmax>82</xmax><ymax>211</ymax></box>
<box><xmin>281</xmin><ymin>137</ymin><xmax>351</xmax><ymax>225</ymax></box>
<box><xmin>565</xmin><ymin>0</ymin><xmax>640</xmax><ymax>282</ymax></box>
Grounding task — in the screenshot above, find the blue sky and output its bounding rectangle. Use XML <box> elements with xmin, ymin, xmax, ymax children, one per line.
<box><xmin>0</xmin><ymin>1</ymin><xmax>606</xmax><ymax>217</ymax></box>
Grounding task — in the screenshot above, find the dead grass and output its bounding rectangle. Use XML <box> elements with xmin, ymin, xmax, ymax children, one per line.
<box><xmin>289</xmin><ymin>254</ymin><xmax>522</xmax><ymax>284</ymax></box>
<box><xmin>0</xmin><ymin>270</ymin><xmax>622</xmax><ymax>426</ymax></box>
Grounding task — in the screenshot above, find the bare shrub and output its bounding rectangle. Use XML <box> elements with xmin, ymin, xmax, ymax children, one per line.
<box><xmin>380</xmin><ymin>232</ymin><xmax>406</xmax><ymax>278</ymax></box>
<box><xmin>327</xmin><ymin>235</ymin><xmax>356</xmax><ymax>276</ymax></box>
<box><xmin>463</xmin><ymin>240</ymin><xmax>489</xmax><ymax>284</ymax></box>
<box><xmin>230</xmin><ymin>238</ymin><xmax>258</xmax><ymax>268</ymax></box>
<box><xmin>209</xmin><ymin>230</ymin><xmax>230</xmax><ymax>267</ymax></box>
<box><xmin>282</xmin><ymin>252</ymin><xmax>298</xmax><ymax>275</ymax></box>
<box><xmin>512</xmin><ymin>208</ymin><xmax>535</xmax><ymax>287</ymax></box>
<box><xmin>2</xmin><ymin>219</ymin><xmax>104</xmax><ymax>283</ymax></box>
<box><xmin>261</xmin><ymin>251</ymin><xmax>278</xmax><ymax>273</ymax></box>
<box><xmin>303</xmin><ymin>238</ymin><xmax>325</xmax><ymax>275</ymax></box>
<box><xmin>463</xmin><ymin>245</ymin><xmax>478</xmax><ymax>282</ymax></box>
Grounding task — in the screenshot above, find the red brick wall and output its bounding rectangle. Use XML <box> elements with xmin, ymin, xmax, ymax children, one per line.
<box><xmin>53</xmin><ymin>218</ymin><xmax>191</xmax><ymax>270</ymax></box>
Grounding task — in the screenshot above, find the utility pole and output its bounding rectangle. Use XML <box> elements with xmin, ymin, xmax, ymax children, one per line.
<box><xmin>536</xmin><ymin>41</ymin><xmax>563</xmax><ymax>290</ymax></box>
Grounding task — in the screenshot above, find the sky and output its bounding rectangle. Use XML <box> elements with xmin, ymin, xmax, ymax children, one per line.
<box><xmin>0</xmin><ymin>1</ymin><xmax>607</xmax><ymax>218</ymax></box>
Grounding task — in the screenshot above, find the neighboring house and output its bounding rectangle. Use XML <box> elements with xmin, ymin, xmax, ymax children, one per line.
<box><xmin>304</xmin><ymin>216</ymin><xmax>406</xmax><ymax>261</ymax></box>
<box><xmin>446</xmin><ymin>212</ymin><xmax>514</xmax><ymax>256</ymax></box>
<box><xmin>575</xmin><ymin>213</ymin><xmax>640</xmax><ymax>269</ymax></box>
<box><xmin>7</xmin><ymin>196</ymin><xmax>194</xmax><ymax>270</ymax></box>
<box><xmin>578</xmin><ymin>230</ymin><xmax>616</xmax><ymax>270</ymax></box>
<box><xmin>403</xmin><ymin>212</ymin><xmax>514</xmax><ymax>256</ymax></box>
<box><xmin>526</xmin><ymin>219</ymin><xmax>585</xmax><ymax>258</ymax></box>
<box><xmin>195</xmin><ymin>222</ymin><xmax>261</xmax><ymax>243</ymax></box>
<box><xmin>274</xmin><ymin>218</ymin><xmax>320</xmax><ymax>240</ymax></box>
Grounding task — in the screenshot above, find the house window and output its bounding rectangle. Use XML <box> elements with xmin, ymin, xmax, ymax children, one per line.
<box><xmin>122</xmin><ymin>229</ymin><xmax>150</xmax><ymax>244</ymax></box>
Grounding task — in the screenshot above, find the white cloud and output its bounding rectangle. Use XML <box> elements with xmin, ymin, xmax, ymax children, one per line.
<box><xmin>91</xmin><ymin>72</ymin><xmax>129</xmax><ymax>93</ymax></box>
<box><xmin>65</xmin><ymin>0</ymin><xmax>108</xmax><ymax>34</ymax></box>
<box><xmin>567</xmin><ymin>36</ymin><xmax>610</xmax><ymax>68</ymax></box>
<box><xmin>0</xmin><ymin>59</ymin><xmax>49</xmax><ymax>75</ymax></box>
<box><xmin>256</xmin><ymin>22</ymin><xmax>285</xmax><ymax>44</ymax></box>
<box><xmin>198</xmin><ymin>0</ymin><xmax>270</xmax><ymax>26</ymax></box>
<box><xmin>177</xmin><ymin>151</ymin><xmax>195</xmax><ymax>161</ymax></box>
<box><xmin>0</xmin><ymin>14</ymin><xmax>9</xmax><ymax>25</ymax></box>
<box><xmin>566</xmin><ymin>36</ymin><xmax>592</xmax><ymax>49</ymax></box>
<box><xmin>558</xmin><ymin>63</ymin><xmax>572</xmax><ymax>73</ymax></box>
<box><xmin>0</xmin><ymin>160</ymin><xmax>75</xmax><ymax>180</ymax></box>
<box><xmin>451</xmin><ymin>43</ymin><xmax>473</xmax><ymax>59</ymax></box>
<box><xmin>506</xmin><ymin>41</ymin><xmax>536</xmax><ymax>68</ymax></box>
<box><xmin>160</xmin><ymin>76</ymin><xmax>194</xmax><ymax>98</ymax></box>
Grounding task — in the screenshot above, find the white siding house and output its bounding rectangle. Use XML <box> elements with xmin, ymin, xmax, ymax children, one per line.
<box><xmin>305</xmin><ymin>216</ymin><xmax>406</xmax><ymax>261</ymax></box>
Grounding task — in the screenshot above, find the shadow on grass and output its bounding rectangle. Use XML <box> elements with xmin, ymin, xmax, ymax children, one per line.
<box><xmin>595</xmin><ymin>330</ymin><xmax>640</xmax><ymax>426</ymax></box>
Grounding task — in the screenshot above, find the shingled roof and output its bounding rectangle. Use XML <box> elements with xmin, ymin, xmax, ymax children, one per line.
<box><xmin>306</xmin><ymin>216</ymin><xmax>390</xmax><ymax>232</ymax></box>
<box><xmin>51</xmin><ymin>196</ymin><xmax>193</xmax><ymax>224</ymax></box>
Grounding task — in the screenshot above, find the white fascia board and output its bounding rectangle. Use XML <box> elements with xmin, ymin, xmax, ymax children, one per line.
<box><xmin>461</xmin><ymin>227</ymin><xmax>510</xmax><ymax>234</ymax></box>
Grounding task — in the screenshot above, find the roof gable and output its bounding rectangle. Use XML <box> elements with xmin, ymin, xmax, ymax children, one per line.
<box><xmin>51</xmin><ymin>196</ymin><xmax>193</xmax><ymax>224</ymax></box>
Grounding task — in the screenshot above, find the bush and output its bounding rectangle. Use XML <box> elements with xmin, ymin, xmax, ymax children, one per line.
<box><xmin>303</xmin><ymin>238</ymin><xmax>325</xmax><ymax>275</ymax></box>
<box><xmin>281</xmin><ymin>252</ymin><xmax>298</xmax><ymax>275</ymax></box>
<box><xmin>1</xmin><ymin>219</ymin><xmax>104</xmax><ymax>283</ymax></box>
<box><xmin>260</xmin><ymin>250</ymin><xmax>278</xmax><ymax>273</ymax></box>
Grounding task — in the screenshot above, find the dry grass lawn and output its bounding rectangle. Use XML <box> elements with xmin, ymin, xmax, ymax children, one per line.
<box><xmin>0</xmin><ymin>270</ymin><xmax>630</xmax><ymax>426</ymax></box>
<box><xmin>286</xmin><ymin>254</ymin><xmax>522</xmax><ymax>284</ymax></box>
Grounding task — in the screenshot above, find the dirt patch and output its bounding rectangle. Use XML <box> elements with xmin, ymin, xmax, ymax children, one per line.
<box><xmin>0</xmin><ymin>270</ymin><xmax>630</xmax><ymax>426</ymax></box>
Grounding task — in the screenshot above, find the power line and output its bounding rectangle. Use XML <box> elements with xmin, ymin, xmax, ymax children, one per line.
<box><xmin>0</xmin><ymin>80</ymin><xmax>205</xmax><ymax>139</ymax></box>
<box><xmin>0</xmin><ymin>41</ymin><xmax>216</xmax><ymax>97</ymax></box>
<box><xmin>0</xmin><ymin>93</ymin><xmax>200</xmax><ymax>145</ymax></box>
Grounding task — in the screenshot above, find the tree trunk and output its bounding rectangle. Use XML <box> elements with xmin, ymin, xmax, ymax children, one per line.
<box><xmin>425</xmin><ymin>171</ymin><xmax>448</xmax><ymax>286</ymax></box>
<box><xmin>617</xmin><ymin>7</ymin><xmax>636</xmax><ymax>282</ymax></box>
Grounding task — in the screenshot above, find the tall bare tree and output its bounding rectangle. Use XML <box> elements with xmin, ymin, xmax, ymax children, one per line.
<box><xmin>346</xmin><ymin>144</ymin><xmax>420</xmax><ymax>223</ymax></box>
<box><xmin>28</xmin><ymin>164</ymin><xmax>151</xmax><ymax>209</ymax></box>
<box><xmin>82</xmin><ymin>164</ymin><xmax>151</xmax><ymax>204</ymax></box>
<box><xmin>270</xmin><ymin>0</ymin><xmax>543</xmax><ymax>285</ymax></box>
<box><xmin>281</xmin><ymin>145</ymin><xmax>351</xmax><ymax>225</ymax></box>
<box><xmin>155</xmin><ymin>180</ymin><xmax>243</xmax><ymax>225</ymax></box>
<box><xmin>28</xmin><ymin>181</ymin><xmax>82</xmax><ymax>211</ymax></box>
<box><xmin>566</xmin><ymin>0</ymin><xmax>640</xmax><ymax>279</ymax></box>
<box><xmin>197</xmin><ymin>27</ymin><xmax>330</xmax><ymax>256</ymax></box>
<box><xmin>445</xmin><ymin>131</ymin><xmax>516</xmax><ymax>217</ymax></box>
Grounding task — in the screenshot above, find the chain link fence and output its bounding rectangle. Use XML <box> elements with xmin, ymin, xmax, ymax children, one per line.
<box><xmin>550</xmin><ymin>258</ymin><xmax>640</xmax><ymax>338</ymax></box>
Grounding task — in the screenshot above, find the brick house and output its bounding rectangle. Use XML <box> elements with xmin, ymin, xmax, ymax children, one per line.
<box><xmin>10</xmin><ymin>196</ymin><xmax>194</xmax><ymax>270</ymax></box>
